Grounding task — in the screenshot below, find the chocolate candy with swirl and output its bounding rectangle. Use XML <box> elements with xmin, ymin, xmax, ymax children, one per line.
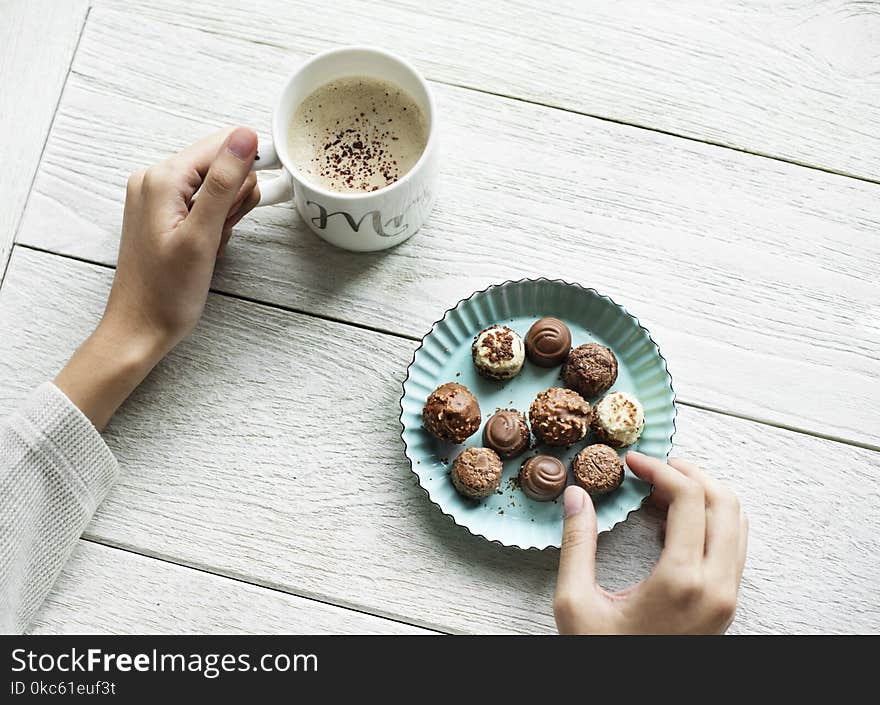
<box><xmin>519</xmin><ymin>455</ymin><xmax>568</xmax><ymax>502</ymax></box>
<box><xmin>524</xmin><ymin>317</ymin><xmax>572</xmax><ymax>367</ymax></box>
<box><xmin>482</xmin><ymin>409</ymin><xmax>530</xmax><ymax>459</ymax></box>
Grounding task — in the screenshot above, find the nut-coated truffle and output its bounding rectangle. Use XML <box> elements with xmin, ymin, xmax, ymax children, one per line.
<box><xmin>422</xmin><ymin>383</ymin><xmax>481</xmax><ymax>444</ymax></box>
<box><xmin>482</xmin><ymin>409</ymin><xmax>530</xmax><ymax>459</ymax></box>
<box><xmin>528</xmin><ymin>387</ymin><xmax>591</xmax><ymax>447</ymax></box>
<box><xmin>572</xmin><ymin>444</ymin><xmax>624</xmax><ymax>495</ymax></box>
<box><xmin>519</xmin><ymin>455</ymin><xmax>567</xmax><ymax>501</ymax></box>
<box><xmin>471</xmin><ymin>325</ymin><xmax>525</xmax><ymax>381</ymax></box>
<box><xmin>524</xmin><ymin>317</ymin><xmax>572</xmax><ymax>367</ymax></box>
<box><xmin>561</xmin><ymin>343</ymin><xmax>618</xmax><ymax>399</ymax></box>
<box><xmin>591</xmin><ymin>391</ymin><xmax>645</xmax><ymax>447</ymax></box>
<box><xmin>451</xmin><ymin>447</ymin><xmax>503</xmax><ymax>499</ymax></box>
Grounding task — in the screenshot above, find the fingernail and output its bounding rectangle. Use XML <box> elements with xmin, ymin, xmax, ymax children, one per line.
<box><xmin>226</xmin><ymin>127</ymin><xmax>257</xmax><ymax>160</ymax></box>
<box><xmin>563</xmin><ymin>485</ymin><xmax>587</xmax><ymax>517</ymax></box>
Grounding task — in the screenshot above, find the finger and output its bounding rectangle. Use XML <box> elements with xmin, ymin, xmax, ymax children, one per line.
<box><xmin>166</xmin><ymin>128</ymin><xmax>240</xmax><ymax>204</ymax></box>
<box><xmin>225</xmin><ymin>171</ymin><xmax>258</xmax><ymax>216</ymax></box>
<box><xmin>669</xmin><ymin>458</ymin><xmax>741</xmax><ymax>581</ymax></box>
<box><xmin>188</xmin><ymin>127</ymin><xmax>258</xmax><ymax>237</ymax></box>
<box><xmin>554</xmin><ymin>486</ymin><xmax>602</xmax><ymax>633</ymax></box>
<box><xmin>649</xmin><ymin>488</ymin><xmax>668</xmax><ymax>509</ymax></box>
<box><xmin>226</xmin><ymin>179</ymin><xmax>260</xmax><ymax>227</ymax></box>
<box><xmin>170</xmin><ymin>127</ymin><xmax>236</xmax><ymax>178</ymax></box>
<box><xmin>736</xmin><ymin>514</ymin><xmax>749</xmax><ymax>583</ymax></box>
<box><xmin>217</xmin><ymin>182</ymin><xmax>248</xmax><ymax>224</ymax></box>
<box><xmin>218</xmin><ymin>228</ymin><xmax>232</xmax><ymax>258</ymax></box>
<box><xmin>627</xmin><ymin>451</ymin><xmax>706</xmax><ymax>566</ymax></box>
<box><xmin>183</xmin><ymin>137</ymin><xmax>257</xmax><ymax>217</ymax></box>
<box><xmin>648</xmin><ymin>457</ymin><xmax>707</xmax><ymax>507</ymax></box>
<box><xmin>667</xmin><ymin>457</ymin><xmax>708</xmax><ymax>482</ymax></box>
<box><xmin>557</xmin><ymin>486</ymin><xmax>599</xmax><ymax>594</ymax></box>
<box><xmin>218</xmin><ymin>186</ymin><xmax>261</xmax><ymax>257</ymax></box>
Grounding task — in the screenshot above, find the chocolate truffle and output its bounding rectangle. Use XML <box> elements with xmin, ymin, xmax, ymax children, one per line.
<box><xmin>591</xmin><ymin>391</ymin><xmax>645</xmax><ymax>448</ymax></box>
<box><xmin>528</xmin><ymin>387</ymin><xmax>591</xmax><ymax>446</ymax></box>
<box><xmin>450</xmin><ymin>447</ymin><xmax>503</xmax><ymax>499</ymax></box>
<box><xmin>482</xmin><ymin>409</ymin><xmax>530</xmax><ymax>459</ymax></box>
<box><xmin>562</xmin><ymin>343</ymin><xmax>618</xmax><ymax>399</ymax></box>
<box><xmin>519</xmin><ymin>455</ymin><xmax>567</xmax><ymax>502</ymax></box>
<box><xmin>422</xmin><ymin>382</ymin><xmax>481</xmax><ymax>444</ymax></box>
<box><xmin>471</xmin><ymin>325</ymin><xmax>525</xmax><ymax>381</ymax></box>
<box><xmin>525</xmin><ymin>317</ymin><xmax>572</xmax><ymax>367</ymax></box>
<box><xmin>572</xmin><ymin>444</ymin><xmax>624</xmax><ymax>495</ymax></box>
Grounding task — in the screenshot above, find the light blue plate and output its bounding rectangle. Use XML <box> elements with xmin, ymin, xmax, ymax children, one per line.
<box><xmin>399</xmin><ymin>279</ymin><xmax>676</xmax><ymax>550</ymax></box>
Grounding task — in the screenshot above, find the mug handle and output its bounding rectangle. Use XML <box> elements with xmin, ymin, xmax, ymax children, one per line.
<box><xmin>253</xmin><ymin>139</ymin><xmax>293</xmax><ymax>207</ymax></box>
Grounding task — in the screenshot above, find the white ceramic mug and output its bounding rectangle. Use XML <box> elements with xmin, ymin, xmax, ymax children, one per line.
<box><xmin>253</xmin><ymin>46</ymin><xmax>438</xmax><ymax>252</ymax></box>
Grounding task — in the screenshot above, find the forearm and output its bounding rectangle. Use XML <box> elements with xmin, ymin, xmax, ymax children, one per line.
<box><xmin>1</xmin><ymin>323</ymin><xmax>160</xmax><ymax>632</ymax></box>
<box><xmin>0</xmin><ymin>384</ymin><xmax>118</xmax><ymax>633</ymax></box>
<box><xmin>0</xmin><ymin>127</ymin><xmax>256</xmax><ymax>633</ymax></box>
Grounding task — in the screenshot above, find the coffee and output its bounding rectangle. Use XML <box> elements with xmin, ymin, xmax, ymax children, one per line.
<box><xmin>287</xmin><ymin>76</ymin><xmax>428</xmax><ymax>193</ymax></box>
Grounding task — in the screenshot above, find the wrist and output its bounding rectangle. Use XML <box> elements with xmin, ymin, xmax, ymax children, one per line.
<box><xmin>90</xmin><ymin>317</ymin><xmax>171</xmax><ymax>373</ymax></box>
<box><xmin>54</xmin><ymin>321</ymin><xmax>169</xmax><ymax>430</ymax></box>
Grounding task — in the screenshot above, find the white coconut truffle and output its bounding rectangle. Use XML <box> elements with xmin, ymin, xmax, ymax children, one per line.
<box><xmin>471</xmin><ymin>325</ymin><xmax>525</xmax><ymax>381</ymax></box>
<box><xmin>591</xmin><ymin>391</ymin><xmax>645</xmax><ymax>447</ymax></box>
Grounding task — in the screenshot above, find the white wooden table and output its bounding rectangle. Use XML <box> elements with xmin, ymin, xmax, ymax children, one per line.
<box><xmin>1</xmin><ymin>0</ymin><xmax>878</xmax><ymax>634</ymax></box>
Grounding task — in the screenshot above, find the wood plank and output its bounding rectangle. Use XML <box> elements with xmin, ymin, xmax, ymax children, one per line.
<box><xmin>93</xmin><ymin>0</ymin><xmax>880</xmax><ymax>180</ymax></box>
<box><xmin>16</xmin><ymin>8</ymin><xmax>880</xmax><ymax>447</ymax></box>
<box><xmin>1</xmin><ymin>248</ymin><xmax>878</xmax><ymax>634</ymax></box>
<box><xmin>29</xmin><ymin>540</ymin><xmax>432</xmax><ymax>634</ymax></box>
<box><xmin>0</xmin><ymin>0</ymin><xmax>88</xmax><ymax>283</ymax></box>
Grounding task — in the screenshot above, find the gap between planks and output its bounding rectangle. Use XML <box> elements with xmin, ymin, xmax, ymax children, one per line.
<box><xmin>15</xmin><ymin>242</ymin><xmax>880</xmax><ymax>455</ymax></box>
<box><xmin>426</xmin><ymin>77</ymin><xmax>880</xmax><ymax>189</ymax></box>
<box><xmin>78</xmin><ymin>535</ymin><xmax>451</xmax><ymax>634</ymax></box>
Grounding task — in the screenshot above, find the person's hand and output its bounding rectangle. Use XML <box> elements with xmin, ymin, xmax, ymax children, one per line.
<box><xmin>553</xmin><ymin>452</ymin><xmax>748</xmax><ymax>634</ymax></box>
<box><xmin>55</xmin><ymin>127</ymin><xmax>260</xmax><ymax>429</ymax></box>
<box><xmin>107</xmin><ymin>126</ymin><xmax>260</xmax><ymax>351</ymax></box>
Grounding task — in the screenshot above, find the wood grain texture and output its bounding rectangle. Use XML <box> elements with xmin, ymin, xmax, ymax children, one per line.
<box><xmin>94</xmin><ymin>0</ymin><xmax>880</xmax><ymax>180</ymax></box>
<box><xmin>0</xmin><ymin>0</ymin><xmax>87</xmax><ymax>283</ymax></box>
<box><xmin>29</xmin><ymin>541</ymin><xmax>433</xmax><ymax>634</ymax></box>
<box><xmin>16</xmin><ymin>8</ymin><xmax>880</xmax><ymax>446</ymax></box>
<box><xmin>1</xmin><ymin>248</ymin><xmax>878</xmax><ymax>634</ymax></box>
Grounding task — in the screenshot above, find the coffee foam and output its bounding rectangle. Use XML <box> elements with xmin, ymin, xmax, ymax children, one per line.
<box><xmin>287</xmin><ymin>76</ymin><xmax>427</xmax><ymax>193</ymax></box>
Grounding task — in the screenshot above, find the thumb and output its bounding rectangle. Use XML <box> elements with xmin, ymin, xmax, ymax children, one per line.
<box><xmin>556</xmin><ymin>485</ymin><xmax>599</xmax><ymax>602</ymax></box>
<box><xmin>188</xmin><ymin>127</ymin><xmax>258</xmax><ymax>235</ymax></box>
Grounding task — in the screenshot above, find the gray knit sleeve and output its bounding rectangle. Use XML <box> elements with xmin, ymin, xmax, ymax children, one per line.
<box><xmin>0</xmin><ymin>382</ymin><xmax>118</xmax><ymax>634</ymax></box>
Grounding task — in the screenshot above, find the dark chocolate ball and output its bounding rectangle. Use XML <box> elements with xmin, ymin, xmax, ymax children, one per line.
<box><xmin>572</xmin><ymin>444</ymin><xmax>624</xmax><ymax>495</ymax></box>
<box><xmin>562</xmin><ymin>343</ymin><xmax>618</xmax><ymax>399</ymax></box>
